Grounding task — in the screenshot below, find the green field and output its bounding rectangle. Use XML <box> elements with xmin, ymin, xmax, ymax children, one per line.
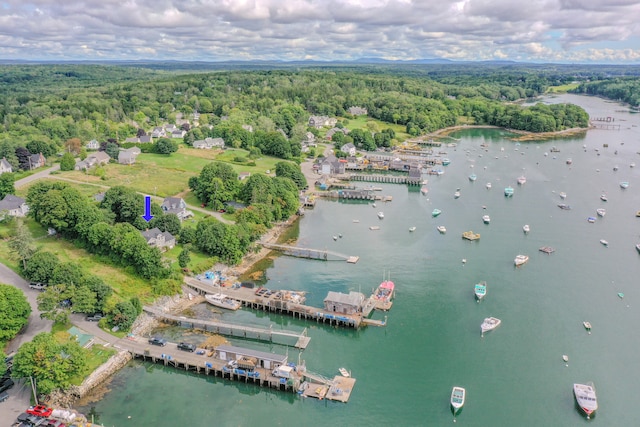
<box><xmin>339</xmin><ymin>116</ymin><xmax>410</xmax><ymax>141</ymax></box>
<box><xmin>546</xmin><ymin>83</ymin><xmax>580</xmax><ymax>93</ymax></box>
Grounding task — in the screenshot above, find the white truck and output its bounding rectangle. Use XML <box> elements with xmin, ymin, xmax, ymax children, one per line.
<box><xmin>272</xmin><ymin>365</ymin><xmax>293</xmax><ymax>379</ymax></box>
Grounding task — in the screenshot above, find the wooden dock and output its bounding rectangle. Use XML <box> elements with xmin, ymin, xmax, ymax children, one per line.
<box><xmin>260</xmin><ymin>242</ymin><xmax>358</xmax><ymax>263</ymax></box>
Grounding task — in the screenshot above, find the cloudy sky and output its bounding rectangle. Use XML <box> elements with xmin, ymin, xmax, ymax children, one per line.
<box><xmin>1</xmin><ymin>0</ymin><xmax>639</xmax><ymax>63</ymax></box>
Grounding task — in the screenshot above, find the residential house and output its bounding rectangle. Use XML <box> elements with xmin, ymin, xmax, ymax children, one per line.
<box><xmin>124</xmin><ymin>135</ymin><xmax>153</xmax><ymax>144</ymax></box>
<box><xmin>324</xmin><ymin>291</ymin><xmax>366</xmax><ymax>315</ymax></box>
<box><xmin>29</xmin><ymin>153</ymin><xmax>46</xmax><ymax>170</ymax></box>
<box><xmin>75</xmin><ymin>152</ymin><xmax>110</xmax><ymax>171</ymax></box>
<box><xmin>164</xmin><ymin>124</ymin><xmax>178</xmax><ymax>133</ymax></box>
<box><xmin>161</xmin><ymin>197</ymin><xmax>193</xmax><ymax>221</ymax></box>
<box><xmin>0</xmin><ymin>194</ymin><xmax>29</xmax><ymax>218</ymax></box>
<box><xmin>347</xmin><ymin>106</ymin><xmax>368</xmax><ymax>116</ymax></box>
<box><xmin>340</xmin><ymin>143</ymin><xmax>356</xmax><ymax>157</ymax></box>
<box><xmin>308</xmin><ymin>115</ymin><xmax>337</xmax><ymax>129</ymax></box>
<box><xmin>150</xmin><ymin>127</ymin><xmax>166</xmax><ymax>138</ymax></box>
<box><xmin>320</xmin><ymin>155</ymin><xmax>345</xmax><ymax>175</ymax></box>
<box><xmin>118</xmin><ymin>147</ymin><xmax>141</xmax><ymax>165</ymax></box>
<box><xmin>326</xmin><ymin>127</ymin><xmax>349</xmax><ymax>140</ymax></box>
<box><xmin>0</xmin><ymin>158</ymin><xmax>12</xmax><ymax>174</ymax></box>
<box><xmin>86</xmin><ymin>139</ymin><xmax>100</xmax><ymax>150</ymax></box>
<box><xmin>170</xmin><ymin>129</ymin><xmax>186</xmax><ymax>139</ymax></box>
<box><xmin>192</xmin><ymin>137</ymin><xmax>225</xmax><ymax>149</ymax></box>
<box><xmin>238</xmin><ymin>172</ymin><xmax>251</xmax><ymax>181</ymax></box>
<box><xmin>141</xmin><ymin>228</ymin><xmax>176</xmax><ymax>250</ymax></box>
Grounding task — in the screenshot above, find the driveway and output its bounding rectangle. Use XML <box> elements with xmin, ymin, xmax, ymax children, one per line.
<box><xmin>14</xmin><ymin>164</ymin><xmax>60</xmax><ymax>189</ymax></box>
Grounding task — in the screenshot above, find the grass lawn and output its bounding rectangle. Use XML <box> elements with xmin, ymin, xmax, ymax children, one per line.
<box><xmin>338</xmin><ymin>116</ymin><xmax>410</xmax><ymax>141</ymax></box>
<box><xmin>69</xmin><ymin>344</ymin><xmax>117</xmax><ymax>386</ymax></box>
<box><xmin>546</xmin><ymin>83</ymin><xmax>580</xmax><ymax>93</ymax></box>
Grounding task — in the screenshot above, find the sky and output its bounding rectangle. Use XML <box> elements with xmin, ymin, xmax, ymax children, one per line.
<box><xmin>0</xmin><ymin>0</ymin><xmax>639</xmax><ymax>63</ymax></box>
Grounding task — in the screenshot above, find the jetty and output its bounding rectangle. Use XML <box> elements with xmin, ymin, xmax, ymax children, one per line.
<box><xmin>347</xmin><ymin>174</ymin><xmax>421</xmax><ymax>185</ymax></box>
<box><xmin>260</xmin><ymin>242</ymin><xmax>358</xmax><ymax>263</ymax></box>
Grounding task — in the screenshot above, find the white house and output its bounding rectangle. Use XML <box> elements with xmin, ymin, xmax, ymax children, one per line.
<box><xmin>86</xmin><ymin>139</ymin><xmax>100</xmax><ymax>150</ymax></box>
<box><xmin>0</xmin><ymin>158</ymin><xmax>13</xmax><ymax>174</ymax></box>
<box><xmin>161</xmin><ymin>197</ymin><xmax>193</xmax><ymax>221</ymax></box>
<box><xmin>340</xmin><ymin>143</ymin><xmax>356</xmax><ymax>156</ymax></box>
<box><xmin>193</xmin><ymin>137</ymin><xmax>225</xmax><ymax>149</ymax></box>
<box><xmin>0</xmin><ymin>195</ymin><xmax>29</xmax><ymax>218</ymax></box>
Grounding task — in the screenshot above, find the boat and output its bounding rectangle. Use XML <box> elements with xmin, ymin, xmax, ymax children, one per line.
<box><xmin>504</xmin><ymin>186</ymin><xmax>514</xmax><ymax>197</ymax></box>
<box><xmin>559</xmin><ymin>192</ymin><xmax>567</xmax><ymax>199</ymax></box>
<box><xmin>373</xmin><ymin>276</ymin><xmax>395</xmax><ymax>305</ymax></box>
<box><xmin>636</xmin><ymin>243</ymin><xmax>640</xmax><ymax>254</ymax></box>
<box><xmin>372</xmin><ymin>203</ymin><xmax>377</xmax><ymax>208</ymax></box>
<box><xmin>486</xmin><ymin>182</ymin><xmax>492</xmax><ymax>189</ymax></box>
<box><xmin>420</xmin><ymin>186</ymin><xmax>429</xmax><ymax>195</ymax></box>
<box><xmin>462</xmin><ymin>231</ymin><xmax>480</xmax><ymax>241</ymax></box>
<box><xmin>517</xmin><ymin>176</ymin><xmax>526</xmax><ymax>185</ymax></box>
<box><xmin>338</xmin><ymin>233</ymin><xmax>343</xmax><ymax>238</ymax></box>
<box><xmin>377</xmin><ymin>211</ymin><xmax>384</xmax><ymax>219</ymax></box>
<box><xmin>600</xmin><ymin>194</ymin><xmax>608</xmax><ymax>202</ymax></box>
<box><xmin>566</xmin><ymin>158</ymin><xmax>572</xmax><ymax>165</ymax></box>
<box><xmin>369</xmin><ymin>226</ymin><xmax>380</xmax><ymax>231</ymax></box>
<box><xmin>482</xmin><ymin>215</ymin><xmax>490</xmax><ymax>224</ymax></box>
<box><xmin>450</xmin><ymin>386</ymin><xmax>466</xmax><ymax>416</ymax></box>
<box><xmin>562</xmin><ymin>355</ymin><xmax>569</xmax><ymax>363</ymax></box>
<box><xmin>437</xmin><ymin>225</ymin><xmax>447</xmax><ymax>234</ymax></box>
<box><xmin>339</xmin><ymin>368</ymin><xmax>350</xmax><ymax>378</ymax></box>
<box><xmin>600</xmin><ymin>239</ymin><xmax>608</xmax><ymax>247</ymax></box>
<box><xmin>468</xmin><ymin>173</ymin><xmax>477</xmax><ymax>182</ymax></box>
<box><xmin>557</xmin><ymin>204</ymin><xmax>572</xmax><ymax>210</ymax></box>
<box><xmin>432</xmin><ymin>209</ymin><xmax>442</xmax><ymax>217</ymax></box>
<box><xmin>631</xmin><ymin>162</ymin><xmax>636</xmax><ymax>168</ymax></box>
<box><xmin>613</xmin><ymin>165</ymin><xmax>619</xmax><ymax>171</ymax></box>
<box><xmin>573</xmin><ymin>382</ymin><xmax>598</xmax><ymax>419</ymax></box>
<box><xmin>523</xmin><ymin>224</ymin><xmax>530</xmax><ymax>234</ymax></box>
<box><xmin>551</xmin><ymin>146</ymin><xmax>560</xmax><ymax>153</ymax></box>
<box><xmin>587</xmin><ymin>217</ymin><xmax>596</xmax><ymax>223</ymax></box>
<box><xmin>583</xmin><ymin>321</ymin><xmax>592</xmax><ymax>333</ymax></box>
<box><xmin>333</xmin><ymin>235</ymin><xmax>338</xmax><ymax>240</ymax></box>
<box><xmin>481</xmin><ymin>317</ymin><xmax>501</xmax><ymax>335</ymax></box>
<box><xmin>442</xmin><ymin>158</ymin><xmax>451</xmax><ymax>166</ymax></box>
<box><xmin>205</xmin><ymin>293</ymin><xmax>241</xmax><ymax>311</ymax></box>
<box><xmin>514</xmin><ymin>254</ymin><xmax>529</xmax><ymax>266</ymax></box>
<box><xmin>620</xmin><ymin>181</ymin><xmax>629</xmax><ymax>189</ymax></box>
<box><xmin>596</xmin><ymin>208</ymin><xmax>606</xmax><ymax>217</ymax></box>
<box><xmin>453</xmin><ymin>190</ymin><xmax>461</xmax><ymax>199</ymax></box>
<box><xmin>539</xmin><ymin>246</ymin><xmax>555</xmax><ymax>254</ymax></box>
<box><xmin>474</xmin><ymin>281</ymin><xmax>487</xmax><ymax>302</ymax></box>
<box><xmin>352</xmin><ymin>219</ymin><xmax>360</xmax><ymax>223</ymax></box>
<box><xmin>636</xmin><ymin>211</ymin><xmax>640</xmax><ymax>217</ymax></box>
<box><xmin>409</xmin><ymin>226</ymin><xmax>416</xmax><ymax>232</ymax></box>
<box><xmin>618</xmin><ymin>292</ymin><xmax>624</xmax><ymax>299</ymax></box>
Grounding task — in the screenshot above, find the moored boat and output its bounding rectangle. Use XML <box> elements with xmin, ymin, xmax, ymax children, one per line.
<box><xmin>437</xmin><ymin>225</ymin><xmax>447</xmax><ymax>234</ymax></box>
<box><xmin>559</xmin><ymin>192</ymin><xmax>567</xmax><ymax>199</ymax></box>
<box><xmin>600</xmin><ymin>239</ymin><xmax>608</xmax><ymax>247</ymax></box>
<box><xmin>600</xmin><ymin>194</ymin><xmax>608</xmax><ymax>201</ymax></box>
<box><xmin>468</xmin><ymin>173</ymin><xmax>477</xmax><ymax>182</ymax></box>
<box><xmin>620</xmin><ymin>181</ymin><xmax>629</xmax><ymax>189</ymax></box>
<box><xmin>482</xmin><ymin>215</ymin><xmax>490</xmax><ymax>224</ymax></box>
<box><xmin>596</xmin><ymin>208</ymin><xmax>606</xmax><ymax>217</ymax></box>
<box><xmin>504</xmin><ymin>186</ymin><xmax>514</xmax><ymax>197</ymax></box>
<box><xmin>517</xmin><ymin>175</ymin><xmax>526</xmax><ymax>185</ymax></box>
<box><xmin>523</xmin><ymin>224</ymin><xmax>530</xmax><ymax>234</ymax></box>
<box><xmin>474</xmin><ymin>281</ymin><xmax>487</xmax><ymax>302</ymax></box>
<box><xmin>339</xmin><ymin>368</ymin><xmax>350</xmax><ymax>378</ymax></box>
<box><xmin>450</xmin><ymin>386</ymin><xmax>466</xmax><ymax>416</ymax></box>
<box><xmin>442</xmin><ymin>158</ymin><xmax>451</xmax><ymax>166</ymax></box>
<box><xmin>573</xmin><ymin>382</ymin><xmax>598</xmax><ymax>419</ymax></box>
<box><xmin>420</xmin><ymin>186</ymin><xmax>429</xmax><ymax>195</ymax></box>
<box><xmin>636</xmin><ymin>243</ymin><xmax>640</xmax><ymax>254</ymax></box>
<box><xmin>486</xmin><ymin>182</ymin><xmax>492</xmax><ymax>189</ymax></box>
<box><xmin>462</xmin><ymin>231</ymin><xmax>480</xmax><ymax>241</ymax></box>
<box><xmin>566</xmin><ymin>158</ymin><xmax>572</xmax><ymax>165</ymax></box>
<box><xmin>514</xmin><ymin>254</ymin><xmax>529</xmax><ymax>266</ymax></box>
<box><xmin>409</xmin><ymin>226</ymin><xmax>416</xmax><ymax>232</ymax></box>
<box><xmin>377</xmin><ymin>211</ymin><xmax>384</xmax><ymax>219</ymax></box>
<box><xmin>454</xmin><ymin>190</ymin><xmax>461</xmax><ymax>199</ymax></box>
<box><xmin>373</xmin><ymin>276</ymin><xmax>395</xmax><ymax>306</ymax></box>
<box><xmin>481</xmin><ymin>317</ymin><xmax>501</xmax><ymax>335</ymax></box>
<box><xmin>583</xmin><ymin>321</ymin><xmax>592</xmax><ymax>333</ymax></box>
<box><xmin>205</xmin><ymin>293</ymin><xmax>241</xmax><ymax>311</ymax></box>
<box><xmin>432</xmin><ymin>209</ymin><xmax>442</xmax><ymax>217</ymax></box>
<box><xmin>587</xmin><ymin>217</ymin><xmax>596</xmax><ymax>223</ymax></box>
<box><xmin>558</xmin><ymin>203</ymin><xmax>572</xmax><ymax>210</ymax></box>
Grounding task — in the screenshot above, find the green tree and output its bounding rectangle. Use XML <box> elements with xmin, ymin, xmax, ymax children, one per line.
<box><xmin>8</xmin><ymin>219</ymin><xmax>35</xmax><ymax>269</ymax></box>
<box><xmin>24</xmin><ymin>251</ymin><xmax>60</xmax><ymax>284</ymax></box>
<box><xmin>50</xmin><ymin>262</ymin><xmax>85</xmax><ymax>287</ymax></box>
<box><xmin>83</xmin><ymin>276</ymin><xmax>112</xmax><ymax>312</ymax></box>
<box><xmin>155</xmin><ymin>138</ymin><xmax>178</xmax><ymax>155</ymax></box>
<box><xmin>130</xmin><ymin>297</ymin><xmax>142</xmax><ymax>316</ymax></box>
<box><xmin>0</xmin><ymin>173</ymin><xmax>15</xmax><ymax>200</ymax></box>
<box><xmin>178</xmin><ymin>246</ymin><xmax>191</xmax><ymax>268</ymax></box>
<box><xmin>70</xmin><ymin>286</ymin><xmax>97</xmax><ymax>314</ymax></box>
<box><xmin>150</xmin><ymin>213</ymin><xmax>181</xmax><ymax>235</ymax></box>
<box><xmin>275</xmin><ymin>161</ymin><xmax>307</xmax><ymax>189</ymax></box>
<box><xmin>0</xmin><ymin>284</ymin><xmax>31</xmax><ymax>342</ymax></box>
<box><xmin>188</xmin><ymin>162</ymin><xmax>239</xmax><ymax>207</ymax></box>
<box><xmin>110</xmin><ymin>300</ymin><xmax>138</xmax><ymax>330</ymax></box>
<box><xmin>105</xmin><ymin>142</ymin><xmax>120</xmax><ymax>159</ymax></box>
<box><xmin>59</xmin><ymin>152</ymin><xmax>76</xmax><ymax>171</ymax></box>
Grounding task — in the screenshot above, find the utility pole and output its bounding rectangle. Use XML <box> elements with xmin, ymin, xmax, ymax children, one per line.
<box><xmin>30</xmin><ymin>376</ymin><xmax>38</xmax><ymax>405</ymax></box>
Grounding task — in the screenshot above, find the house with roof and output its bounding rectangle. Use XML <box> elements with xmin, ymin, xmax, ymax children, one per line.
<box><xmin>170</xmin><ymin>129</ymin><xmax>186</xmax><ymax>139</ymax></box>
<box><xmin>340</xmin><ymin>143</ymin><xmax>356</xmax><ymax>157</ymax></box>
<box><xmin>29</xmin><ymin>153</ymin><xmax>46</xmax><ymax>170</ymax></box>
<box><xmin>347</xmin><ymin>106</ymin><xmax>368</xmax><ymax>116</ymax></box>
<box><xmin>161</xmin><ymin>197</ymin><xmax>193</xmax><ymax>221</ymax></box>
<box><xmin>238</xmin><ymin>172</ymin><xmax>251</xmax><ymax>181</ymax></box>
<box><xmin>150</xmin><ymin>127</ymin><xmax>166</xmax><ymax>138</ymax></box>
<box><xmin>215</xmin><ymin>345</ymin><xmax>288</xmax><ymax>370</ymax></box>
<box><xmin>124</xmin><ymin>135</ymin><xmax>153</xmax><ymax>144</ymax></box>
<box><xmin>0</xmin><ymin>194</ymin><xmax>29</xmax><ymax>218</ymax></box>
<box><xmin>75</xmin><ymin>151</ymin><xmax>110</xmax><ymax>171</ymax></box>
<box><xmin>327</xmin><ymin>127</ymin><xmax>350</xmax><ymax>141</ymax></box>
<box><xmin>141</xmin><ymin>228</ymin><xmax>175</xmax><ymax>250</ymax></box>
<box><xmin>320</xmin><ymin>155</ymin><xmax>345</xmax><ymax>175</ymax></box>
<box><xmin>86</xmin><ymin>139</ymin><xmax>100</xmax><ymax>150</ymax></box>
<box><xmin>0</xmin><ymin>158</ymin><xmax>13</xmax><ymax>174</ymax></box>
<box><xmin>308</xmin><ymin>115</ymin><xmax>337</xmax><ymax>129</ymax></box>
<box><xmin>193</xmin><ymin>137</ymin><xmax>225</xmax><ymax>149</ymax></box>
<box><xmin>324</xmin><ymin>291</ymin><xmax>366</xmax><ymax>315</ymax></box>
<box><xmin>118</xmin><ymin>147</ymin><xmax>141</xmax><ymax>165</ymax></box>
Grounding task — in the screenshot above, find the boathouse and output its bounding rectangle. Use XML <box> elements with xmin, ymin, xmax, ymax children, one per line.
<box><xmin>324</xmin><ymin>291</ymin><xmax>366</xmax><ymax>315</ymax></box>
<box><xmin>215</xmin><ymin>345</ymin><xmax>288</xmax><ymax>370</ymax></box>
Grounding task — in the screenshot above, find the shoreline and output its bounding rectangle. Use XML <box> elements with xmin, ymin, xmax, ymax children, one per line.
<box><xmin>427</xmin><ymin>124</ymin><xmax>590</xmax><ymax>141</ymax></box>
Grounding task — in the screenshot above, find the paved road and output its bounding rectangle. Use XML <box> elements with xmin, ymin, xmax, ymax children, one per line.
<box><xmin>14</xmin><ymin>164</ymin><xmax>60</xmax><ymax>189</ymax></box>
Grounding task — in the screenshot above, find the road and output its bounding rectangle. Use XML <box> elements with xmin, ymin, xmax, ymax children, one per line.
<box><xmin>14</xmin><ymin>164</ymin><xmax>60</xmax><ymax>189</ymax></box>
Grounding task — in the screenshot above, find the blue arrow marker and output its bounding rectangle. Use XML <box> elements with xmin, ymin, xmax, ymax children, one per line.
<box><xmin>141</xmin><ymin>195</ymin><xmax>154</xmax><ymax>222</ymax></box>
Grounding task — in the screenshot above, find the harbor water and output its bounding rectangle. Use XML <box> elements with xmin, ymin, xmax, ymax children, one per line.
<box><xmin>79</xmin><ymin>94</ymin><xmax>640</xmax><ymax>426</ymax></box>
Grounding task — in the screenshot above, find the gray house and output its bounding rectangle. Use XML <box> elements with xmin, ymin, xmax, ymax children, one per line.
<box><xmin>75</xmin><ymin>151</ymin><xmax>110</xmax><ymax>171</ymax></box>
<box><xmin>193</xmin><ymin>137</ymin><xmax>225</xmax><ymax>149</ymax></box>
<box><xmin>0</xmin><ymin>194</ymin><xmax>29</xmax><ymax>218</ymax></box>
<box><xmin>340</xmin><ymin>143</ymin><xmax>356</xmax><ymax>156</ymax></box>
<box><xmin>141</xmin><ymin>228</ymin><xmax>175</xmax><ymax>250</ymax></box>
<box><xmin>320</xmin><ymin>155</ymin><xmax>345</xmax><ymax>175</ymax></box>
<box><xmin>161</xmin><ymin>197</ymin><xmax>193</xmax><ymax>221</ymax></box>
<box><xmin>215</xmin><ymin>345</ymin><xmax>287</xmax><ymax>370</ymax></box>
<box><xmin>118</xmin><ymin>147</ymin><xmax>141</xmax><ymax>165</ymax></box>
<box><xmin>86</xmin><ymin>139</ymin><xmax>100</xmax><ymax>150</ymax></box>
<box><xmin>323</xmin><ymin>291</ymin><xmax>366</xmax><ymax>315</ymax></box>
<box><xmin>0</xmin><ymin>158</ymin><xmax>12</xmax><ymax>174</ymax></box>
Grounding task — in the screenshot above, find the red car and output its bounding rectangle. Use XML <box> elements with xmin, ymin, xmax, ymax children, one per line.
<box><xmin>26</xmin><ymin>404</ymin><xmax>53</xmax><ymax>417</ymax></box>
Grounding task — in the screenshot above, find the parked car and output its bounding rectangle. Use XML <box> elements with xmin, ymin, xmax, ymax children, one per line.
<box><xmin>26</xmin><ymin>404</ymin><xmax>53</xmax><ymax>417</ymax></box>
<box><xmin>85</xmin><ymin>313</ymin><xmax>103</xmax><ymax>322</ymax></box>
<box><xmin>29</xmin><ymin>282</ymin><xmax>46</xmax><ymax>291</ymax></box>
<box><xmin>0</xmin><ymin>378</ymin><xmax>14</xmax><ymax>393</ymax></box>
<box><xmin>148</xmin><ymin>337</ymin><xmax>167</xmax><ymax>346</ymax></box>
<box><xmin>177</xmin><ymin>342</ymin><xmax>196</xmax><ymax>352</ymax></box>
<box><xmin>0</xmin><ymin>391</ymin><xmax>8</xmax><ymax>402</ymax></box>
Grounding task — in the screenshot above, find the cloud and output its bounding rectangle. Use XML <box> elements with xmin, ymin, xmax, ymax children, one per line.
<box><xmin>0</xmin><ymin>0</ymin><xmax>638</xmax><ymax>62</ymax></box>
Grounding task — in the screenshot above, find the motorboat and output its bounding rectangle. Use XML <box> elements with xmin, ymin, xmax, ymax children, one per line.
<box><xmin>620</xmin><ymin>181</ymin><xmax>629</xmax><ymax>189</ymax></box>
<box><xmin>437</xmin><ymin>225</ymin><xmax>447</xmax><ymax>234</ymax></box>
<box><xmin>442</xmin><ymin>158</ymin><xmax>451</xmax><ymax>166</ymax></box>
<box><xmin>596</xmin><ymin>208</ymin><xmax>606</xmax><ymax>217</ymax></box>
<box><xmin>421</xmin><ymin>186</ymin><xmax>429</xmax><ymax>195</ymax></box>
<box><xmin>583</xmin><ymin>321</ymin><xmax>592</xmax><ymax>333</ymax></box>
<box><xmin>587</xmin><ymin>217</ymin><xmax>596</xmax><ymax>223</ymax></box>
<box><xmin>573</xmin><ymin>382</ymin><xmax>598</xmax><ymax>419</ymax></box>
<box><xmin>432</xmin><ymin>209</ymin><xmax>442</xmax><ymax>217</ymax></box>
<box><xmin>454</xmin><ymin>190</ymin><xmax>461</xmax><ymax>199</ymax></box>
<box><xmin>333</xmin><ymin>235</ymin><xmax>338</xmax><ymax>240</ymax></box>
<box><xmin>600</xmin><ymin>194</ymin><xmax>608</xmax><ymax>202</ymax></box>
<box><xmin>205</xmin><ymin>293</ymin><xmax>241</xmax><ymax>311</ymax></box>
<box><xmin>468</xmin><ymin>173</ymin><xmax>477</xmax><ymax>182</ymax></box>
<box><xmin>482</xmin><ymin>215</ymin><xmax>490</xmax><ymax>224</ymax></box>
<box><xmin>409</xmin><ymin>226</ymin><xmax>416</xmax><ymax>232</ymax></box>
<box><xmin>613</xmin><ymin>165</ymin><xmax>619</xmax><ymax>171</ymax></box>
<box><xmin>636</xmin><ymin>243</ymin><xmax>640</xmax><ymax>254</ymax></box>
<box><xmin>517</xmin><ymin>175</ymin><xmax>526</xmax><ymax>185</ymax></box>
<box><xmin>600</xmin><ymin>239</ymin><xmax>608</xmax><ymax>247</ymax></box>
<box><xmin>559</xmin><ymin>192</ymin><xmax>567</xmax><ymax>199</ymax></box>
<box><xmin>474</xmin><ymin>281</ymin><xmax>487</xmax><ymax>302</ymax></box>
<box><xmin>450</xmin><ymin>386</ymin><xmax>466</xmax><ymax>416</ymax></box>
<box><xmin>631</xmin><ymin>162</ymin><xmax>636</xmax><ymax>168</ymax></box>
<box><xmin>481</xmin><ymin>317</ymin><xmax>501</xmax><ymax>335</ymax></box>
<box><xmin>557</xmin><ymin>204</ymin><xmax>572</xmax><ymax>210</ymax></box>
<box><xmin>462</xmin><ymin>231</ymin><xmax>480</xmax><ymax>241</ymax></box>
<box><xmin>636</xmin><ymin>211</ymin><xmax>640</xmax><ymax>217</ymax></box>
<box><xmin>566</xmin><ymin>158</ymin><xmax>572</xmax><ymax>165</ymax></box>
<box><xmin>373</xmin><ymin>276</ymin><xmax>395</xmax><ymax>305</ymax></box>
<box><xmin>339</xmin><ymin>368</ymin><xmax>350</xmax><ymax>378</ymax></box>
<box><xmin>514</xmin><ymin>254</ymin><xmax>529</xmax><ymax>266</ymax></box>
<box><xmin>562</xmin><ymin>355</ymin><xmax>569</xmax><ymax>363</ymax></box>
<box><xmin>486</xmin><ymin>182</ymin><xmax>492</xmax><ymax>189</ymax></box>
<box><xmin>523</xmin><ymin>224</ymin><xmax>530</xmax><ymax>234</ymax></box>
<box><xmin>377</xmin><ymin>211</ymin><xmax>384</xmax><ymax>219</ymax></box>
<box><xmin>504</xmin><ymin>186</ymin><xmax>514</xmax><ymax>197</ymax></box>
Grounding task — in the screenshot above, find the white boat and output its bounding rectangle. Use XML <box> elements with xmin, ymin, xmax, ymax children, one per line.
<box><xmin>600</xmin><ymin>194</ymin><xmax>608</xmax><ymax>202</ymax></box>
<box><xmin>613</xmin><ymin>165</ymin><xmax>619</xmax><ymax>171</ymax></box>
<box><xmin>514</xmin><ymin>254</ymin><xmax>529</xmax><ymax>266</ymax></box>
<box><xmin>583</xmin><ymin>321</ymin><xmax>592</xmax><ymax>333</ymax></box>
<box><xmin>573</xmin><ymin>382</ymin><xmax>598</xmax><ymax>419</ymax></box>
<box><xmin>450</xmin><ymin>386</ymin><xmax>466</xmax><ymax>416</ymax></box>
<box><xmin>372</xmin><ymin>203</ymin><xmax>377</xmax><ymax>208</ymax></box>
<box><xmin>468</xmin><ymin>173</ymin><xmax>477</xmax><ymax>182</ymax></box>
<box><xmin>486</xmin><ymin>182</ymin><xmax>492</xmax><ymax>189</ymax></box>
<box><xmin>596</xmin><ymin>208</ymin><xmax>606</xmax><ymax>217</ymax></box>
<box><xmin>454</xmin><ymin>191</ymin><xmax>461</xmax><ymax>199</ymax></box>
<box><xmin>620</xmin><ymin>181</ymin><xmax>629</xmax><ymax>189</ymax></box>
<box><xmin>559</xmin><ymin>192</ymin><xmax>567</xmax><ymax>199</ymax></box>
<box><xmin>600</xmin><ymin>239</ymin><xmax>608</xmax><ymax>247</ymax></box>
<box><xmin>631</xmin><ymin>162</ymin><xmax>636</xmax><ymax>168</ymax></box>
<box><xmin>339</xmin><ymin>368</ymin><xmax>350</xmax><ymax>378</ymax></box>
<box><xmin>566</xmin><ymin>158</ymin><xmax>573</xmax><ymax>165</ymax></box>
<box><xmin>205</xmin><ymin>293</ymin><xmax>241</xmax><ymax>311</ymax></box>
<box><xmin>481</xmin><ymin>317</ymin><xmax>501</xmax><ymax>335</ymax></box>
<box><xmin>432</xmin><ymin>209</ymin><xmax>442</xmax><ymax>217</ymax></box>
<box><xmin>587</xmin><ymin>217</ymin><xmax>596</xmax><ymax>223</ymax></box>
<box><xmin>437</xmin><ymin>225</ymin><xmax>446</xmax><ymax>234</ymax></box>
<box><xmin>562</xmin><ymin>355</ymin><xmax>569</xmax><ymax>363</ymax></box>
<box><xmin>333</xmin><ymin>235</ymin><xmax>338</xmax><ymax>241</ymax></box>
<box><xmin>409</xmin><ymin>226</ymin><xmax>416</xmax><ymax>232</ymax></box>
<box><xmin>421</xmin><ymin>186</ymin><xmax>429</xmax><ymax>195</ymax></box>
<box><xmin>517</xmin><ymin>175</ymin><xmax>526</xmax><ymax>185</ymax></box>
<box><xmin>523</xmin><ymin>224</ymin><xmax>530</xmax><ymax>234</ymax></box>
<box><xmin>482</xmin><ymin>215</ymin><xmax>490</xmax><ymax>224</ymax></box>
<box><xmin>377</xmin><ymin>211</ymin><xmax>384</xmax><ymax>219</ymax></box>
<box><xmin>474</xmin><ymin>281</ymin><xmax>487</xmax><ymax>302</ymax></box>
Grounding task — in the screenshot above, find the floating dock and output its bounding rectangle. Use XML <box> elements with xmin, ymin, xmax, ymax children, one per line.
<box><xmin>260</xmin><ymin>242</ymin><xmax>358</xmax><ymax>263</ymax></box>
<box><xmin>539</xmin><ymin>246</ymin><xmax>555</xmax><ymax>254</ymax></box>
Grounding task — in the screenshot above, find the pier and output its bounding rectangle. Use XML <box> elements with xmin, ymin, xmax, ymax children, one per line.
<box><xmin>260</xmin><ymin>242</ymin><xmax>358</xmax><ymax>263</ymax></box>
<box><xmin>348</xmin><ymin>174</ymin><xmax>421</xmax><ymax>185</ymax></box>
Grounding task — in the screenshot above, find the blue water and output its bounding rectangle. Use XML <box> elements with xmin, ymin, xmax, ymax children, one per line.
<box><xmin>79</xmin><ymin>94</ymin><xmax>640</xmax><ymax>426</ymax></box>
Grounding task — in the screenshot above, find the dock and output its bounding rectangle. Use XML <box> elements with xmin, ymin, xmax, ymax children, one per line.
<box><xmin>539</xmin><ymin>246</ymin><xmax>555</xmax><ymax>254</ymax></box>
<box><xmin>260</xmin><ymin>242</ymin><xmax>358</xmax><ymax>263</ymax></box>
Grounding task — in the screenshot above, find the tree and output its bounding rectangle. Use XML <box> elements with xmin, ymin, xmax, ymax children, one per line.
<box><xmin>0</xmin><ymin>173</ymin><xmax>15</xmax><ymax>199</ymax></box>
<box><xmin>64</xmin><ymin>138</ymin><xmax>82</xmax><ymax>155</ymax></box>
<box><xmin>0</xmin><ymin>284</ymin><xmax>31</xmax><ymax>342</ymax></box>
<box><xmin>15</xmin><ymin>147</ymin><xmax>32</xmax><ymax>171</ymax></box>
<box><xmin>59</xmin><ymin>152</ymin><xmax>75</xmax><ymax>171</ymax></box>
<box><xmin>24</xmin><ymin>251</ymin><xmax>60</xmax><ymax>284</ymax></box>
<box><xmin>83</xmin><ymin>276</ymin><xmax>112</xmax><ymax>312</ymax></box>
<box><xmin>105</xmin><ymin>142</ymin><xmax>120</xmax><ymax>160</ymax></box>
<box><xmin>275</xmin><ymin>161</ymin><xmax>307</xmax><ymax>189</ymax></box>
<box><xmin>189</xmin><ymin>162</ymin><xmax>239</xmax><ymax>207</ymax></box>
<box><xmin>8</xmin><ymin>219</ymin><xmax>35</xmax><ymax>269</ymax></box>
<box><xmin>12</xmin><ymin>332</ymin><xmax>87</xmax><ymax>395</ymax></box>
<box><xmin>178</xmin><ymin>246</ymin><xmax>191</xmax><ymax>268</ymax></box>
<box><xmin>156</xmin><ymin>138</ymin><xmax>178</xmax><ymax>155</ymax></box>
<box><xmin>110</xmin><ymin>300</ymin><xmax>138</xmax><ymax>330</ymax></box>
<box><xmin>51</xmin><ymin>262</ymin><xmax>85</xmax><ymax>287</ymax></box>
<box><xmin>70</xmin><ymin>286</ymin><xmax>97</xmax><ymax>314</ymax></box>
<box><xmin>150</xmin><ymin>213</ymin><xmax>181</xmax><ymax>235</ymax></box>
<box><xmin>130</xmin><ymin>297</ymin><xmax>142</xmax><ymax>316</ymax></box>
